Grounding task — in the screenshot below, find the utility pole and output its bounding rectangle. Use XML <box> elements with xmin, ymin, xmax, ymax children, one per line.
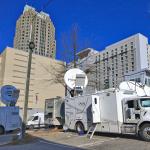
<box><xmin>22</xmin><ymin>23</ymin><xmax>35</xmax><ymax>138</ymax></box>
<box><xmin>21</xmin><ymin>1</ymin><xmax>53</xmax><ymax>138</ymax></box>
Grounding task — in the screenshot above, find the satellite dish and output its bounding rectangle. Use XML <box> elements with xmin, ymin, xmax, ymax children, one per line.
<box><xmin>0</xmin><ymin>85</ymin><xmax>20</xmax><ymax>105</ymax></box>
<box><xmin>119</xmin><ymin>81</ymin><xmax>148</xmax><ymax>96</ymax></box>
<box><xmin>64</xmin><ymin>68</ymin><xmax>88</xmax><ymax>89</ymax></box>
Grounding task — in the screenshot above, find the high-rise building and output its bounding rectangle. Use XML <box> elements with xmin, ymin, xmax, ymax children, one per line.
<box><xmin>14</xmin><ymin>5</ymin><xmax>56</xmax><ymax>58</ymax></box>
<box><xmin>95</xmin><ymin>33</ymin><xmax>150</xmax><ymax>90</ymax></box>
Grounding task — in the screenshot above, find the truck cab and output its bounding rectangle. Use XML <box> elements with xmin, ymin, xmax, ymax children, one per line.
<box><xmin>122</xmin><ymin>97</ymin><xmax>150</xmax><ymax>141</ymax></box>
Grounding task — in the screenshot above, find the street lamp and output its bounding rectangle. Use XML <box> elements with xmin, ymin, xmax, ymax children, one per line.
<box><xmin>29</xmin><ymin>41</ymin><xmax>35</xmax><ymax>50</ymax></box>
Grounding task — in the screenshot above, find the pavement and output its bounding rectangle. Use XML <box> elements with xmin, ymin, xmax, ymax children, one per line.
<box><xmin>0</xmin><ymin>133</ymin><xmax>20</xmax><ymax>146</ymax></box>
<box><xmin>0</xmin><ymin>129</ymin><xmax>150</xmax><ymax>150</ymax></box>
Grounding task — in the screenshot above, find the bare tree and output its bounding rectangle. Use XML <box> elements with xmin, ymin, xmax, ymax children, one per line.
<box><xmin>71</xmin><ymin>24</ymin><xmax>78</xmax><ymax>68</ymax></box>
<box><xmin>40</xmin><ymin>23</ymin><xmax>97</xmax><ymax>93</ymax></box>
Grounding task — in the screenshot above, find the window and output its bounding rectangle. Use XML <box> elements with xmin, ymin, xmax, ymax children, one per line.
<box><xmin>33</xmin><ymin>116</ymin><xmax>39</xmax><ymax>121</ymax></box>
<box><xmin>136</xmin><ymin>78</ymin><xmax>141</xmax><ymax>82</ymax></box>
<box><xmin>140</xmin><ymin>99</ymin><xmax>150</xmax><ymax>107</ymax></box>
<box><xmin>145</xmin><ymin>78</ymin><xmax>148</xmax><ymax>85</ymax></box>
<box><xmin>94</xmin><ymin>98</ymin><xmax>97</xmax><ymax>104</ymax></box>
<box><xmin>127</xmin><ymin>100</ymin><xmax>134</xmax><ymax>108</ymax></box>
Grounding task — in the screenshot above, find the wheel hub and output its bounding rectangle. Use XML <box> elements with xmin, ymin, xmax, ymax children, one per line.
<box><xmin>144</xmin><ymin>127</ymin><xmax>150</xmax><ymax>138</ymax></box>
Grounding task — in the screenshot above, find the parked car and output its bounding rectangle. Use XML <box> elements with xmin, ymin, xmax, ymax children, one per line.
<box><xmin>26</xmin><ymin>112</ymin><xmax>45</xmax><ymax>129</ymax></box>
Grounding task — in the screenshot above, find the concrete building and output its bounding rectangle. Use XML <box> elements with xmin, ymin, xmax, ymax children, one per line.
<box><xmin>14</xmin><ymin>5</ymin><xmax>56</xmax><ymax>58</ymax></box>
<box><xmin>124</xmin><ymin>69</ymin><xmax>150</xmax><ymax>86</ymax></box>
<box><xmin>95</xmin><ymin>33</ymin><xmax>150</xmax><ymax>90</ymax></box>
<box><xmin>0</xmin><ymin>47</ymin><xmax>65</xmax><ymax>116</ymax></box>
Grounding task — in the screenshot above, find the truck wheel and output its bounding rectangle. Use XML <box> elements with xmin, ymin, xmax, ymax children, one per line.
<box><xmin>139</xmin><ymin>123</ymin><xmax>150</xmax><ymax>141</ymax></box>
<box><xmin>0</xmin><ymin>126</ymin><xmax>4</xmax><ymax>135</ymax></box>
<box><xmin>29</xmin><ymin>125</ymin><xmax>34</xmax><ymax>130</ymax></box>
<box><xmin>75</xmin><ymin>122</ymin><xmax>85</xmax><ymax>134</ymax></box>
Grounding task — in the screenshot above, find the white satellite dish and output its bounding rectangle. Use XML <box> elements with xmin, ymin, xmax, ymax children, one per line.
<box><xmin>119</xmin><ymin>81</ymin><xmax>149</xmax><ymax>96</ymax></box>
<box><xmin>64</xmin><ymin>68</ymin><xmax>88</xmax><ymax>89</ymax></box>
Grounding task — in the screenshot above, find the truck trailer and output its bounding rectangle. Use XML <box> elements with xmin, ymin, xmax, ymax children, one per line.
<box><xmin>44</xmin><ymin>97</ymin><xmax>64</xmax><ymax>127</ymax></box>
<box><xmin>64</xmin><ymin>83</ymin><xmax>150</xmax><ymax>141</ymax></box>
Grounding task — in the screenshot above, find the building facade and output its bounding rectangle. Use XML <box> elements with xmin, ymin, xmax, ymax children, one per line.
<box><xmin>0</xmin><ymin>47</ymin><xmax>65</xmax><ymax>116</ymax></box>
<box><xmin>14</xmin><ymin>5</ymin><xmax>56</xmax><ymax>58</ymax></box>
<box><xmin>95</xmin><ymin>33</ymin><xmax>150</xmax><ymax>90</ymax></box>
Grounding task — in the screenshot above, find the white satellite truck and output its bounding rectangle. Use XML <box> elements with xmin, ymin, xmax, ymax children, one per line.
<box><xmin>64</xmin><ymin>68</ymin><xmax>150</xmax><ymax>141</ymax></box>
<box><xmin>0</xmin><ymin>85</ymin><xmax>21</xmax><ymax>134</ymax></box>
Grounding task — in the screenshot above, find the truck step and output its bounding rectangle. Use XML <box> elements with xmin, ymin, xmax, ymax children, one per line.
<box><xmin>86</xmin><ymin>123</ymin><xmax>98</xmax><ymax>139</ymax></box>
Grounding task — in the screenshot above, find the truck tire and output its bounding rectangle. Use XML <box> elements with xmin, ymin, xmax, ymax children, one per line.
<box><xmin>29</xmin><ymin>125</ymin><xmax>34</xmax><ymax>130</ymax></box>
<box><xmin>0</xmin><ymin>126</ymin><xmax>4</xmax><ymax>135</ymax></box>
<box><xmin>139</xmin><ymin>123</ymin><xmax>150</xmax><ymax>141</ymax></box>
<box><xmin>75</xmin><ymin>122</ymin><xmax>85</xmax><ymax>134</ymax></box>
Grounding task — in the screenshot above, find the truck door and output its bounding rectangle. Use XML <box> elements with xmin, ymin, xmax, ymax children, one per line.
<box><xmin>123</xmin><ymin>100</ymin><xmax>140</xmax><ymax>123</ymax></box>
<box><xmin>92</xmin><ymin>95</ymin><xmax>101</xmax><ymax>123</ymax></box>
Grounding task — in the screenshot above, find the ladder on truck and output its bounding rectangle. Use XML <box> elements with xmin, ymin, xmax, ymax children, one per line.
<box><xmin>86</xmin><ymin>123</ymin><xmax>98</xmax><ymax>139</ymax></box>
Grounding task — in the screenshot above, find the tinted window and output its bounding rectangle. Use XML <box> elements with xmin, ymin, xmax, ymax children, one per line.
<box><xmin>94</xmin><ymin>98</ymin><xmax>97</xmax><ymax>104</ymax></box>
<box><xmin>33</xmin><ymin>116</ymin><xmax>39</xmax><ymax>121</ymax></box>
<box><xmin>127</xmin><ymin>100</ymin><xmax>134</xmax><ymax>108</ymax></box>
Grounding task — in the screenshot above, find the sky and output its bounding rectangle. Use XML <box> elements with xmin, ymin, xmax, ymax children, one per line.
<box><xmin>0</xmin><ymin>0</ymin><xmax>150</xmax><ymax>61</ymax></box>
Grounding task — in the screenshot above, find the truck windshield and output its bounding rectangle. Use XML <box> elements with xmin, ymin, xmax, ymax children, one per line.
<box><xmin>140</xmin><ymin>99</ymin><xmax>150</xmax><ymax>107</ymax></box>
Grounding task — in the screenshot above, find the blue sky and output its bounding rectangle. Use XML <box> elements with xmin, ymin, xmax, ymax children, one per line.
<box><xmin>0</xmin><ymin>0</ymin><xmax>150</xmax><ymax>60</ymax></box>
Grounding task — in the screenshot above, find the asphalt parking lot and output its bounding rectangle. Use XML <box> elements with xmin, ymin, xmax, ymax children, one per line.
<box><xmin>28</xmin><ymin>129</ymin><xmax>150</xmax><ymax>150</ymax></box>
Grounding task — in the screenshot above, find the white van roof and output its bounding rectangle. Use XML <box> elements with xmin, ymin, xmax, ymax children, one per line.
<box><xmin>32</xmin><ymin>112</ymin><xmax>44</xmax><ymax>116</ymax></box>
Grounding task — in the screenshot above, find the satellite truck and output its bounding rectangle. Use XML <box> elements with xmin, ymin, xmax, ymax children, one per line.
<box><xmin>64</xmin><ymin>68</ymin><xmax>150</xmax><ymax>141</ymax></box>
<box><xmin>0</xmin><ymin>85</ymin><xmax>21</xmax><ymax>134</ymax></box>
